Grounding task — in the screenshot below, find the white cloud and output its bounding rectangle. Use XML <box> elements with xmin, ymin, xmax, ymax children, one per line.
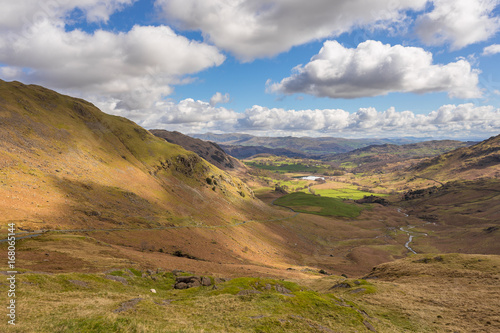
<box><xmin>483</xmin><ymin>44</ymin><xmax>500</xmax><ymax>55</ymax></box>
<box><xmin>0</xmin><ymin>0</ymin><xmax>136</xmax><ymax>32</ymax></box>
<box><xmin>238</xmin><ymin>106</ymin><xmax>350</xmax><ymax>131</ymax></box>
<box><xmin>415</xmin><ymin>0</ymin><xmax>500</xmax><ymax>50</ymax></box>
<box><xmin>117</xmin><ymin>98</ymin><xmax>240</xmax><ymax>134</ymax></box>
<box><xmin>210</xmin><ymin>92</ymin><xmax>230</xmax><ymax>106</ymax></box>
<box><xmin>155</xmin><ymin>0</ymin><xmax>427</xmax><ymax>60</ymax></box>
<box><xmin>269</xmin><ymin>40</ymin><xmax>482</xmax><ymax>99</ymax></box>
<box><xmin>132</xmin><ymin>97</ymin><xmax>500</xmax><ymax>138</ymax></box>
<box><xmin>0</xmin><ymin>2</ymin><xmax>225</xmax><ymax>111</ymax></box>
<box><xmin>235</xmin><ymin>104</ymin><xmax>500</xmax><ymax>138</ymax></box>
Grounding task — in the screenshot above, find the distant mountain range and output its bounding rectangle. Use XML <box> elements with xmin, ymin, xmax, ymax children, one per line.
<box><xmin>190</xmin><ymin>132</ymin><xmax>477</xmax><ymax>162</ymax></box>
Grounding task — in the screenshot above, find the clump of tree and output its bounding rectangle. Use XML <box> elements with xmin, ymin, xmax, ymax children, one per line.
<box><xmin>274</xmin><ymin>183</ymin><xmax>289</xmax><ymax>194</ymax></box>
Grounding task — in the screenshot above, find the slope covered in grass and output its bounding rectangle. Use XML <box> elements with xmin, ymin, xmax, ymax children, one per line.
<box><xmin>0</xmin><ymin>79</ymin><xmax>260</xmax><ymax>232</ymax></box>
<box><xmin>273</xmin><ymin>192</ymin><xmax>364</xmax><ymax>218</ymax></box>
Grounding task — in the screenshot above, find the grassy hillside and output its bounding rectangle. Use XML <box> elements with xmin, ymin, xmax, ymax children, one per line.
<box><xmin>1</xmin><ymin>80</ymin><xmax>499</xmax><ymax>332</ymax></box>
<box><xmin>413</xmin><ymin>134</ymin><xmax>500</xmax><ymax>181</ymax></box>
<box><xmin>0</xmin><ymin>80</ymin><xmax>259</xmax><ymax>232</ymax></box>
<box><xmin>150</xmin><ymin>129</ymin><xmax>245</xmax><ymax>171</ymax></box>
<box><xmin>324</xmin><ymin>140</ymin><xmax>474</xmax><ymax>172</ymax></box>
<box><xmin>1</xmin><ymin>249</ymin><xmax>497</xmax><ymax>332</ymax></box>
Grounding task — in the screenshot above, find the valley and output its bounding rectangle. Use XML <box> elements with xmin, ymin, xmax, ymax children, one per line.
<box><xmin>0</xmin><ymin>80</ymin><xmax>499</xmax><ymax>332</ymax></box>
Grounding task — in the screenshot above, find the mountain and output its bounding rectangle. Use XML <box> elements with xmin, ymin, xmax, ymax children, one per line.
<box><xmin>412</xmin><ymin>134</ymin><xmax>500</xmax><ymax>181</ymax></box>
<box><xmin>219</xmin><ymin>144</ymin><xmax>313</xmax><ymax>159</ymax></box>
<box><xmin>150</xmin><ymin>129</ymin><xmax>245</xmax><ymax>171</ymax></box>
<box><xmin>324</xmin><ymin>140</ymin><xmax>475</xmax><ymax>171</ymax></box>
<box><xmin>0</xmin><ymin>80</ymin><xmax>257</xmax><ymax>231</ymax></box>
<box><xmin>192</xmin><ymin>132</ymin><xmax>423</xmax><ymax>156</ymax></box>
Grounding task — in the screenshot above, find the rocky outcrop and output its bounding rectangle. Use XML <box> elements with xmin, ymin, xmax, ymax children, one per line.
<box><xmin>174</xmin><ymin>276</ymin><xmax>212</xmax><ymax>289</ymax></box>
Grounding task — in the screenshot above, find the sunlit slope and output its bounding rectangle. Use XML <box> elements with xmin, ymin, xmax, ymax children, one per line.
<box><xmin>0</xmin><ymin>80</ymin><xmax>260</xmax><ymax>231</ymax></box>
<box><xmin>413</xmin><ymin>134</ymin><xmax>500</xmax><ymax>181</ymax></box>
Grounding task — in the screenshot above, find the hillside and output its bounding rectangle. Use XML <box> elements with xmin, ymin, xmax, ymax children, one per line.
<box><xmin>192</xmin><ymin>132</ymin><xmax>421</xmax><ymax>156</ymax></box>
<box><xmin>0</xmin><ymin>80</ymin><xmax>258</xmax><ymax>232</ymax></box>
<box><xmin>324</xmin><ymin>140</ymin><xmax>474</xmax><ymax>171</ymax></box>
<box><xmin>220</xmin><ymin>144</ymin><xmax>313</xmax><ymax>159</ymax></box>
<box><xmin>1</xmin><ymin>80</ymin><xmax>499</xmax><ymax>332</ymax></box>
<box><xmin>412</xmin><ymin>134</ymin><xmax>500</xmax><ymax>181</ymax></box>
<box><xmin>150</xmin><ymin>129</ymin><xmax>245</xmax><ymax>171</ymax></box>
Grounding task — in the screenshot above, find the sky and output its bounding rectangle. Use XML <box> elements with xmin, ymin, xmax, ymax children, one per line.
<box><xmin>0</xmin><ymin>0</ymin><xmax>500</xmax><ymax>139</ymax></box>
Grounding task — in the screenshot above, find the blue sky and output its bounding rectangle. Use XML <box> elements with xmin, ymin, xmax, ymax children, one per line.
<box><xmin>0</xmin><ymin>0</ymin><xmax>499</xmax><ymax>139</ymax></box>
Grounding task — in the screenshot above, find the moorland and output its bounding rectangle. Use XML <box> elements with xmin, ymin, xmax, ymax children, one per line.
<box><xmin>0</xmin><ymin>79</ymin><xmax>499</xmax><ymax>332</ymax></box>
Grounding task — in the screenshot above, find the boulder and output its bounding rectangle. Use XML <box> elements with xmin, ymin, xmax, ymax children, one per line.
<box><xmin>174</xmin><ymin>282</ymin><xmax>188</xmax><ymax>290</ymax></box>
<box><xmin>174</xmin><ymin>276</ymin><xmax>212</xmax><ymax>289</ymax></box>
<box><xmin>201</xmin><ymin>277</ymin><xmax>212</xmax><ymax>286</ymax></box>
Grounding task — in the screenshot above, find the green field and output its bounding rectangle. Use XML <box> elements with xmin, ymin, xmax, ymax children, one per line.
<box><xmin>314</xmin><ymin>188</ymin><xmax>387</xmax><ymax>200</ymax></box>
<box><xmin>273</xmin><ymin>192</ymin><xmax>364</xmax><ymax>218</ymax></box>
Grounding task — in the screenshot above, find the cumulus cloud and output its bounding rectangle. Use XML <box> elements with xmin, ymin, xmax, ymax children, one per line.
<box><xmin>131</xmin><ymin>97</ymin><xmax>499</xmax><ymax>138</ymax></box>
<box><xmin>239</xmin><ymin>106</ymin><xmax>350</xmax><ymax>131</ymax></box>
<box><xmin>0</xmin><ymin>0</ymin><xmax>136</xmax><ymax>32</ymax></box>
<box><xmin>234</xmin><ymin>104</ymin><xmax>500</xmax><ymax>138</ymax></box>
<box><xmin>210</xmin><ymin>92</ymin><xmax>230</xmax><ymax>106</ymax></box>
<box><xmin>269</xmin><ymin>40</ymin><xmax>482</xmax><ymax>99</ymax></box>
<box><xmin>0</xmin><ymin>1</ymin><xmax>225</xmax><ymax>110</ymax></box>
<box><xmin>483</xmin><ymin>44</ymin><xmax>500</xmax><ymax>55</ymax></box>
<box><xmin>118</xmin><ymin>98</ymin><xmax>240</xmax><ymax>134</ymax></box>
<box><xmin>415</xmin><ymin>0</ymin><xmax>500</xmax><ymax>50</ymax></box>
<box><xmin>155</xmin><ymin>0</ymin><xmax>427</xmax><ymax>60</ymax></box>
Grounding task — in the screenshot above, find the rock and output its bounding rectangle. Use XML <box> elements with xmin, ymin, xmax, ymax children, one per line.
<box><xmin>264</xmin><ymin>284</ymin><xmax>272</xmax><ymax>290</ymax></box>
<box><xmin>146</xmin><ymin>269</ymin><xmax>154</xmax><ymax>276</ymax></box>
<box><xmin>349</xmin><ymin>288</ymin><xmax>366</xmax><ymax>294</ymax></box>
<box><xmin>275</xmin><ymin>284</ymin><xmax>292</xmax><ymax>294</ymax></box>
<box><xmin>122</xmin><ymin>269</ymin><xmax>136</xmax><ymax>277</ymax></box>
<box><xmin>201</xmin><ymin>277</ymin><xmax>212</xmax><ymax>286</ymax></box>
<box><xmin>104</xmin><ymin>275</ymin><xmax>128</xmax><ymax>285</ymax></box>
<box><xmin>174</xmin><ymin>276</ymin><xmax>209</xmax><ymax>289</ymax></box>
<box><xmin>174</xmin><ymin>282</ymin><xmax>188</xmax><ymax>290</ymax></box>
<box><xmin>113</xmin><ymin>298</ymin><xmax>142</xmax><ymax>313</ymax></box>
<box><xmin>176</xmin><ymin>276</ymin><xmax>198</xmax><ymax>283</ymax></box>
<box><xmin>331</xmin><ymin>283</ymin><xmax>351</xmax><ymax>289</ymax></box>
<box><xmin>363</xmin><ymin>320</ymin><xmax>377</xmax><ymax>332</ymax></box>
<box><xmin>69</xmin><ymin>280</ymin><xmax>88</xmax><ymax>288</ymax></box>
<box><xmin>150</xmin><ymin>289</ymin><xmax>156</xmax><ymax>293</ymax></box>
<box><xmin>188</xmin><ymin>280</ymin><xmax>201</xmax><ymax>288</ymax></box>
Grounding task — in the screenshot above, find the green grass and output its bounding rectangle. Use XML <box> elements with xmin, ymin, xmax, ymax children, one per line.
<box><xmin>3</xmin><ymin>271</ymin><xmax>390</xmax><ymax>333</ymax></box>
<box><xmin>273</xmin><ymin>192</ymin><xmax>364</xmax><ymax>218</ymax></box>
<box><xmin>315</xmin><ymin>188</ymin><xmax>387</xmax><ymax>200</ymax></box>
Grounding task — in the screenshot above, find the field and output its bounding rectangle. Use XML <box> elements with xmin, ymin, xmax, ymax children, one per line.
<box><xmin>273</xmin><ymin>192</ymin><xmax>364</xmax><ymax>218</ymax></box>
<box><xmin>314</xmin><ymin>187</ymin><xmax>387</xmax><ymax>200</ymax></box>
